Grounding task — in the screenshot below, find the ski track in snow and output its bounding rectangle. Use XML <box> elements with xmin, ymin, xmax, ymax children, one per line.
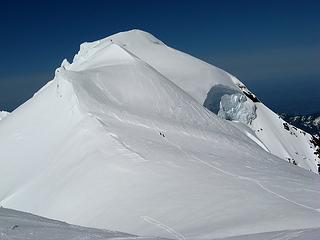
<box><xmin>109</xmin><ymin>133</ymin><xmax>148</xmax><ymax>162</ymax></box>
<box><xmin>141</xmin><ymin>216</ymin><xmax>186</xmax><ymax>240</ymax></box>
<box><xmin>164</xmin><ymin>136</ymin><xmax>320</xmax><ymax>214</ymax></box>
<box><xmin>97</xmin><ymin>117</ymin><xmax>304</xmax><ymax>239</ymax></box>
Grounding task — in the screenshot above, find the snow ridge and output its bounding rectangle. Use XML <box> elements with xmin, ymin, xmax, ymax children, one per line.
<box><xmin>1</xmin><ymin>30</ymin><xmax>320</xmax><ymax>240</ymax></box>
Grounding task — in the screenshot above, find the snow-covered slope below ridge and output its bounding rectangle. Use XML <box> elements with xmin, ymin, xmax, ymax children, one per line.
<box><xmin>1</xmin><ymin>30</ymin><xmax>320</xmax><ymax>239</ymax></box>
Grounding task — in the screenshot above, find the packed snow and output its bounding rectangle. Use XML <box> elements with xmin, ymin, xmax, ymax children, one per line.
<box><xmin>0</xmin><ymin>30</ymin><xmax>320</xmax><ymax>239</ymax></box>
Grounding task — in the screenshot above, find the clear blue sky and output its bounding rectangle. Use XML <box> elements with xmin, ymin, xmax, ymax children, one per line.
<box><xmin>1</xmin><ymin>0</ymin><xmax>319</xmax><ymax>114</ymax></box>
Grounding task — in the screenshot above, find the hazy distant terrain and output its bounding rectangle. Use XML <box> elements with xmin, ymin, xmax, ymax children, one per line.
<box><xmin>281</xmin><ymin>112</ymin><xmax>320</xmax><ymax>138</ymax></box>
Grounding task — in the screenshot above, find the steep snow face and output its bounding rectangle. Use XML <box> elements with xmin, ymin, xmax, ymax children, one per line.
<box><xmin>96</xmin><ymin>30</ymin><xmax>319</xmax><ymax>172</ymax></box>
<box><xmin>218</xmin><ymin>93</ymin><xmax>257</xmax><ymax>124</ymax></box>
<box><xmin>62</xmin><ymin>44</ymin><xmax>230</xmax><ymax>131</ymax></box>
<box><xmin>74</xmin><ymin>30</ymin><xmax>239</xmax><ymax>105</ymax></box>
<box><xmin>1</xmin><ymin>30</ymin><xmax>320</xmax><ymax>240</ymax></box>
<box><xmin>56</xmin><ymin>43</ymin><xmax>243</xmax><ymax>139</ymax></box>
<box><xmin>0</xmin><ymin>80</ymin><xmax>84</xmax><ymax>199</ymax></box>
<box><xmin>251</xmin><ymin>104</ymin><xmax>320</xmax><ymax>172</ymax></box>
<box><xmin>227</xmin><ymin>77</ymin><xmax>320</xmax><ymax>172</ymax></box>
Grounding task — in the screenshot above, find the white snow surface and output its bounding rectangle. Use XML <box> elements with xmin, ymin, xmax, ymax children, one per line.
<box><xmin>1</xmin><ymin>30</ymin><xmax>320</xmax><ymax>239</ymax></box>
<box><xmin>251</xmin><ymin>103</ymin><xmax>319</xmax><ymax>172</ymax></box>
<box><xmin>0</xmin><ymin>111</ymin><xmax>8</xmax><ymax>121</ymax></box>
<box><xmin>0</xmin><ymin>208</ymin><xmax>164</xmax><ymax>240</ymax></box>
<box><xmin>217</xmin><ymin>228</ymin><xmax>320</xmax><ymax>240</ymax></box>
<box><xmin>1</xmin><ymin>208</ymin><xmax>320</xmax><ymax>240</ymax></box>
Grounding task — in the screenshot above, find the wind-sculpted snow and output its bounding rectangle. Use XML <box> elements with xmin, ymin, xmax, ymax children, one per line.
<box><xmin>1</xmin><ymin>30</ymin><xmax>320</xmax><ymax>240</ymax></box>
<box><xmin>73</xmin><ymin>30</ymin><xmax>237</xmax><ymax>105</ymax></box>
<box><xmin>57</xmin><ymin>44</ymin><xmax>243</xmax><ymax>139</ymax></box>
<box><xmin>96</xmin><ymin>30</ymin><xmax>319</xmax><ymax>172</ymax></box>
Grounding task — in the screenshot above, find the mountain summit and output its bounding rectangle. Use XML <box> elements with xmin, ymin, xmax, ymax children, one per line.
<box><xmin>0</xmin><ymin>30</ymin><xmax>320</xmax><ymax>239</ymax></box>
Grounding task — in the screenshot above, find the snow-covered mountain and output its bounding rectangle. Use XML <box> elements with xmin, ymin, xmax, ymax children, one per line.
<box><xmin>0</xmin><ymin>30</ymin><xmax>320</xmax><ymax>239</ymax></box>
<box><xmin>280</xmin><ymin>112</ymin><xmax>320</xmax><ymax>138</ymax></box>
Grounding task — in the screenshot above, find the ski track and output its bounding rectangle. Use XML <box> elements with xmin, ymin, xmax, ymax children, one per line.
<box><xmin>105</xmin><ymin>117</ymin><xmax>320</xmax><ymax>215</ymax></box>
<box><xmin>109</xmin><ymin>133</ymin><xmax>148</xmax><ymax>162</ymax></box>
<box><xmin>164</xmin><ymin>136</ymin><xmax>320</xmax><ymax>214</ymax></box>
<box><xmin>99</xmin><ymin>113</ymin><xmax>320</xmax><ymax>232</ymax></box>
<box><xmin>141</xmin><ymin>216</ymin><xmax>186</xmax><ymax>240</ymax></box>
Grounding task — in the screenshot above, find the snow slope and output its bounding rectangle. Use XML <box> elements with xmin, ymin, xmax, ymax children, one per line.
<box><xmin>217</xmin><ymin>228</ymin><xmax>320</xmax><ymax>240</ymax></box>
<box><xmin>0</xmin><ymin>208</ymin><xmax>163</xmax><ymax>240</ymax></box>
<box><xmin>2</xmin><ymin>207</ymin><xmax>320</xmax><ymax>240</ymax></box>
<box><xmin>0</xmin><ymin>30</ymin><xmax>320</xmax><ymax>239</ymax></box>
<box><xmin>251</xmin><ymin>103</ymin><xmax>319</xmax><ymax>171</ymax></box>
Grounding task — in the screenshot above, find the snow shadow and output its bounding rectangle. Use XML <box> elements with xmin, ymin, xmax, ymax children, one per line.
<box><xmin>203</xmin><ymin>84</ymin><xmax>240</xmax><ymax>114</ymax></box>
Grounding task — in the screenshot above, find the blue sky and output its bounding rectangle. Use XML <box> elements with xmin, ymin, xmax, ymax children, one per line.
<box><xmin>0</xmin><ymin>0</ymin><xmax>319</xmax><ymax>113</ymax></box>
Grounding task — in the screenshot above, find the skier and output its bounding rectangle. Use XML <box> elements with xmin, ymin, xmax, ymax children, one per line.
<box><xmin>318</xmin><ymin>163</ymin><xmax>320</xmax><ymax>174</ymax></box>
